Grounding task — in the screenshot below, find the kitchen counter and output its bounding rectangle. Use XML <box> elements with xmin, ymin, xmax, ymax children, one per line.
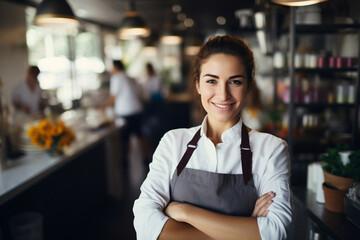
<box><xmin>0</xmin><ymin>114</ymin><xmax>125</xmax><ymax>207</ymax></box>
<box><xmin>0</xmin><ymin>113</ymin><xmax>126</xmax><ymax>239</ymax></box>
<box><xmin>292</xmin><ymin>186</ymin><xmax>360</xmax><ymax>240</ymax></box>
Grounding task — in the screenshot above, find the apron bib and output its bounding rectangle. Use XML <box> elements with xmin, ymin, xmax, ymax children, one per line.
<box><xmin>170</xmin><ymin>123</ymin><xmax>257</xmax><ymax>216</ymax></box>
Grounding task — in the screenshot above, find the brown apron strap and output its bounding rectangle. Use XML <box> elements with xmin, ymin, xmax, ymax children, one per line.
<box><xmin>241</xmin><ymin>123</ymin><xmax>252</xmax><ymax>185</ymax></box>
<box><xmin>177</xmin><ymin>129</ymin><xmax>201</xmax><ymax>175</ymax></box>
<box><xmin>176</xmin><ymin>123</ymin><xmax>252</xmax><ymax>183</ymax></box>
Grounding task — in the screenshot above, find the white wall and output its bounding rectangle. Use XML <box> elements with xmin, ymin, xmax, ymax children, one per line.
<box><xmin>0</xmin><ymin>1</ymin><xmax>29</xmax><ymax>107</ymax></box>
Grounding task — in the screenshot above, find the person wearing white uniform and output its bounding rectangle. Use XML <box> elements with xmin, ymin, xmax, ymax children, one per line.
<box><xmin>105</xmin><ymin>60</ymin><xmax>147</xmax><ymax>167</ymax></box>
<box><xmin>12</xmin><ymin>66</ymin><xmax>46</xmax><ymax>115</ymax></box>
<box><xmin>133</xmin><ymin>36</ymin><xmax>292</xmax><ymax>239</ymax></box>
<box><xmin>109</xmin><ymin>60</ymin><xmax>143</xmax><ymax>117</ymax></box>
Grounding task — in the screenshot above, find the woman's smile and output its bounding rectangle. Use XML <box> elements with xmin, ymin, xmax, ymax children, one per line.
<box><xmin>212</xmin><ymin>102</ymin><xmax>234</xmax><ymax>110</ymax></box>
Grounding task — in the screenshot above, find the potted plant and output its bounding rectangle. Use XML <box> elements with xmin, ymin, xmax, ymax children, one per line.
<box><xmin>320</xmin><ymin>145</ymin><xmax>360</xmax><ymax>212</ymax></box>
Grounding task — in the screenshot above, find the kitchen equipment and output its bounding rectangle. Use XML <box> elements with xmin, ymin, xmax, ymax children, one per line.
<box><xmin>273</xmin><ymin>51</ymin><xmax>286</xmax><ymax>68</ymax></box>
<box><xmin>345</xmin><ymin>183</ymin><xmax>360</xmax><ymax>229</ymax></box>
<box><xmin>307</xmin><ymin>161</ymin><xmax>325</xmax><ymax>203</ymax></box>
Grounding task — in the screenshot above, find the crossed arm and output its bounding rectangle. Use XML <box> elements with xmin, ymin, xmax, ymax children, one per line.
<box><xmin>158</xmin><ymin>191</ymin><xmax>276</xmax><ymax>240</ymax></box>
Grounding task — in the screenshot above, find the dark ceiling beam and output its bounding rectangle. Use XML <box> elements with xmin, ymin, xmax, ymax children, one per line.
<box><xmin>3</xmin><ymin>0</ymin><xmax>38</xmax><ymax>8</ymax></box>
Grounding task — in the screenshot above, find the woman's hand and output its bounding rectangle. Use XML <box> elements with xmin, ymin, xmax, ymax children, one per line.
<box><xmin>251</xmin><ymin>191</ymin><xmax>276</xmax><ymax>217</ymax></box>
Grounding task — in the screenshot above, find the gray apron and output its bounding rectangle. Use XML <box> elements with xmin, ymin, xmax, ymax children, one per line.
<box><xmin>170</xmin><ymin>123</ymin><xmax>258</xmax><ymax>216</ymax></box>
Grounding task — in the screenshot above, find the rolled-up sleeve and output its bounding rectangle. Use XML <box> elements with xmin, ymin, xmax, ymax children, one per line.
<box><xmin>133</xmin><ymin>132</ymin><xmax>175</xmax><ymax>240</ymax></box>
<box><xmin>257</xmin><ymin>140</ymin><xmax>292</xmax><ymax>240</ymax></box>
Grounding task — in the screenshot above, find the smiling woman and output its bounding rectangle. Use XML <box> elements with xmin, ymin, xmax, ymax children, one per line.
<box><xmin>133</xmin><ymin>35</ymin><xmax>292</xmax><ymax>240</ymax></box>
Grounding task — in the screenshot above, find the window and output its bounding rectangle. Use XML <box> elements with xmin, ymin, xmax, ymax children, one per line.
<box><xmin>26</xmin><ymin>7</ymin><xmax>104</xmax><ymax>110</ymax></box>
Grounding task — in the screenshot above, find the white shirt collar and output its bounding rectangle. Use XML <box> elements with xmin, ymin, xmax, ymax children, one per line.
<box><xmin>200</xmin><ymin>116</ymin><xmax>244</xmax><ymax>143</ymax></box>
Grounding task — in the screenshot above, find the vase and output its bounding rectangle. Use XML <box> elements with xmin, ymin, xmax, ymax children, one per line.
<box><xmin>322</xmin><ymin>182</ymin><xmax>347</xmax><ymax>213</ymax></box>
<box><xmin>323</xmin><ymin>170</ymin><xmax>355</xmax><ymax>192</ymax></box>
<box><xmin>46</xmin><ymin>145</ymin><xmax>63</xmax><ymax>157</ymax></box>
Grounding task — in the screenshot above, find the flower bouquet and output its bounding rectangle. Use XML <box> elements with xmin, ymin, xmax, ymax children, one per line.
<box><xmin>27</xmin><ymin>118</ymin><xmax>75</xmax><ymax>156</ymax></box>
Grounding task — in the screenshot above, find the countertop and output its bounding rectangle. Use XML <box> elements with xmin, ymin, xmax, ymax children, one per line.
<box><xmin>0</xmin><ymin>114</ymin><xmax>124</xmax><ymax>206</ymax></box>
<box><xmin>292</xmin><ymin>186</ymin><xmax>360</xmax><ymax>240</ymax></box>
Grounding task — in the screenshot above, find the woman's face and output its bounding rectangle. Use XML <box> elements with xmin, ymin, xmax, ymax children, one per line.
<box><xmin>196</xmin><ymin>53</ymin><xmax>248</xmax><ymax>128</ymax></box>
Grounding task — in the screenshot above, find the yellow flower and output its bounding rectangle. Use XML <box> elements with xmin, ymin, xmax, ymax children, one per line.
<box><xmin>27</xmin><ymin>127</ymin><xmax>36</xmax><ymax>139</ymax></box>
<box><xmin>27</xmin><ymin>118</ymin><xmax>75</xmax><ymax>152</ymax></box>
<box><xmin>44</xmin><ymin>137</ymin><xmax>53</xmax><ymax>149</ymax></box>
<box><xmin>38</xmin><ymin>119</ymin><xmax>52</xmax><ymax>136</ymax></box>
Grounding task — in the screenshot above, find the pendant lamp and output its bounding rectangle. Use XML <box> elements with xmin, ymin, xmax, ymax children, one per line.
<box><xmin>34</xmin><ymin>0</ymin><xmax>79</xmax><ymax>28</ymax></box>
<box><xmin>118</xmin><ymin>0</ymin><xmax>150</xmax><ymax>39</ymax></box>
<box><xmin>160</xmin><ymin>16</ymin><xmax>183</xmax><ymax>45</ymax></box>
<box><xmin>271</xmin><ymin>0</ymin><xmax>327</xmax><ymax>6</ymax></box>
<box><xmin>160</xmin><ymin>28</ymin><xmax>183</xmax><ymax>45</ymax></box>
<box><xmin>184</xmin><ymin>32</ymin><xmax>202</xmax><ymax>55</ymax></box>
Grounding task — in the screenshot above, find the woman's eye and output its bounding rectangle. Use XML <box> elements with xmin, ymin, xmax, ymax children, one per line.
<box><xmin>206</xmin><ymin>79</ymin><xmax>216</xmax><ymax>84</ymax></box>
<box><xmin>230</xmin><ymin>80</ymin><xmax>243</xmax><ymax>85</ymax></box>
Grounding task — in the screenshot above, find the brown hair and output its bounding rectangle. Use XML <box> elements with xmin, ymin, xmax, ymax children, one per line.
<box><xmin>146</xmin><ymin>62</ymin><xmax>155</xmax><ymax>76</ymax></box>
<box><xmin>192</xmin><ymin>35</ymin><xmax>255</xmax><ymax>89</ymax></box>
<box><xmin>113</xmin><ymin>60</ymin><xmax>125</xmax><ymax>71</ymax></box>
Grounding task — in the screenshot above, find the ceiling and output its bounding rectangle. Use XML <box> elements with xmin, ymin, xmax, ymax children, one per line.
<box><xmin>25</xmin><ymin>0</ymin><xmax>256</xmax><ymax>38</ymax></box>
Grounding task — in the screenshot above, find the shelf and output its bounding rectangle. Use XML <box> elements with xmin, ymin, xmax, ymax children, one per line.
<box><xmin>281</xmin><ymin>24</ymin><xmax>360</xmax><ymax>34</ymax></box>
<box><xmin>293</xmin><ymin>136</ymin><xmax>328</xmax><ymax>151</ymax></box>
<box><xmin>296</xmin><ymin>24</ymin><xmax>360</xmax><ymax>34</ymax></box>
<box><xmin>292</xmin><ymin>186</ymin><xmax>360</xmax><ymax>240</ymax></box>
<box><xmin>295</xmin><ymin>67</ymin><xmax>358</xmax><ymax>73</ymax></box>
<box><xmin>294</xmin><ymin>103</ymin><xmax>354</xmax><ymax>110</ymax></box>
<box><xmin>274</xmin><ymin>7</ymin><xmax>360</xmax><ymax>156</ymax></box>
<box><xmin>274</xmin><ymin>67</ymin><xmax>358</xmax><ymax>74</ymax></box>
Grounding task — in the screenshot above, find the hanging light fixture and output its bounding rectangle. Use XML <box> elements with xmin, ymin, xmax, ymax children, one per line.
<box><xmin>271</xmin><ymin>0</ymin><xmax>327</xmax><ymax>6</ymax></box>
<box><xmin>118</xmin><ymin>0</ymin><xmax>150</xmax><ymax>39</ymax></box>
<box><xmin>33</xmin><ymin>0</ymin><xmax>79</xmax><ymax>28</ymax></box>
<box><xmin>160</xmin><ymin>28</ymin><xmax>183</xmax><ymax>45</ymax></box>
<box><xmin>160</xmin><ymin>11</ymin><xmax>184</xmax><ymax>45</ymax></box>
<box><xmin>184</xmin><ymin>32</ymin><xmax>202</xmax><ymax>55</ymax></box>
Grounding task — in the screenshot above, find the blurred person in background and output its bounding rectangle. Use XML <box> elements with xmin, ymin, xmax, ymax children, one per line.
<box><xmin>104</xmin><ymin>60</ymin><xmax>149</xmax><ymax>169</ymax></box>
<box><xmin>12</xmin><ymin>66</ymin><xmax>46</xmax><ymax>115</ymax></box>
<box><xmin>133</xmin><ymin>35</ymin><xmax>292</xmax><ymax>240</ymax></box>
<box><xmin>141</xmin><ymin>62</ymin><xmax>166</xmax><ymax>156</ymax></box>
<box><xmin>141</xmin><ymin>62</ymin><xmax>164</xmax><ymax>102</ymax></box>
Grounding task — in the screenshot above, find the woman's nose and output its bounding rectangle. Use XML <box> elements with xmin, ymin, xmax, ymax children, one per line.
<box><xmin>217</xmin><ymin>83</ymin><xmax>230</xmax><ymax>100</ymax></box>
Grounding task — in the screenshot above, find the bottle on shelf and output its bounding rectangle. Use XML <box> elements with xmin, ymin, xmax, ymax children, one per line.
<box><xmin>348</xmin><ymin>84</ymin><xmax>355</xmax><ymax>104</ymax></box>
<box><xmin>311</xmin><ymin>75</ymin><xmax>321</xmax><ymax>104</ymax></box>
<box><xmin>301</xmin><ymin>77</ymin><xmax>311</xmax><ymax>104</ymax></box>
<box><xmin>335</xmin><ymin>80</ymin><xmax>348</xmax><ymax>104</ymax></box>
<box><xmin>294</xmin><ymin>76</ymin><xmax>303</xmax><ymax>103</ymax></box>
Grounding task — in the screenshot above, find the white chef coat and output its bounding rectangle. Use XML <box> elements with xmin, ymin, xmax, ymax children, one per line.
<box><xmin>12</xmin><ymin>81</ymin><xmax>42</xmax><ymax>114</ymax></box>
<box><xmin>110</xmin><ymin>72</ymin><xmax>143</xmax><ymax>117</ymax></box>
<box><xmin>133</xmin><ymin>117</ymin><xmax>292</xmax><ymax>240</ymax></box>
